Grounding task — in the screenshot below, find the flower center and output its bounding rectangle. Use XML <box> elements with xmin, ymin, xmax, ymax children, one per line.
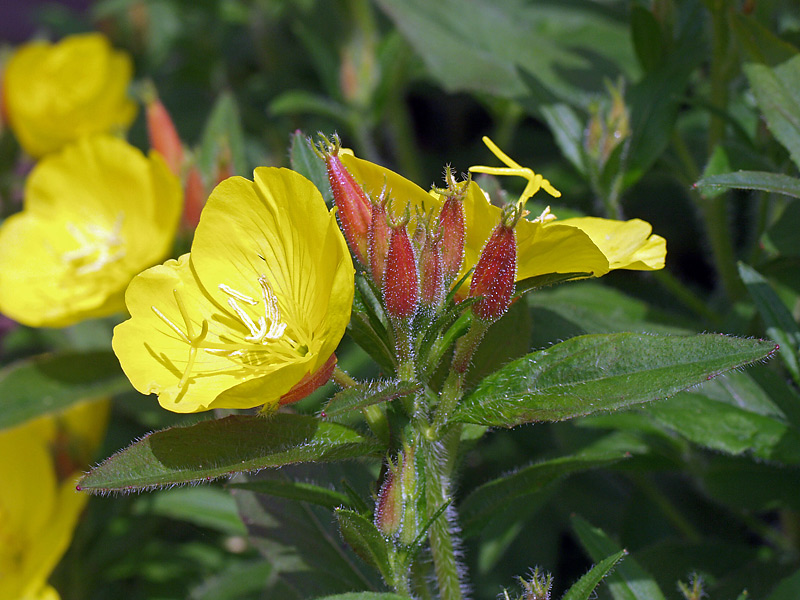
<box><xmin>61</xmin><ymin>212</ymin><xmax>125</xmax><ymax>275</ymax></box>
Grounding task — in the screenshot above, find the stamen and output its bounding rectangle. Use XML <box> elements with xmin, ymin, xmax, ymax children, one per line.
<box><xmin>152</xmin><ymin>305</ymin><xmax>191</xmax><ymax>343</ymax></box>
<box><xmin>62</xmin><ymin>212</ymin><xmax>126</xmax><ymax>274</ymax></box>
<box><xmin>227</xmin><ymin>297</ymin><xmax>263</xmax><ymax>339</ymax></box>
<box><xmin>219</xmin><ymin>283</ymin><xmax>258</xmax><ymax>305</ymax></box>
<box><xmin>469</xmin><ymin>136</ymin><xmax>561</xmax><ymax>206</ymax></box>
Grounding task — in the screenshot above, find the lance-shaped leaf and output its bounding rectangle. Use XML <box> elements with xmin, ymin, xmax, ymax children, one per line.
<box><xmin>739</xmin><ymin>262</ymin><xmax>800</xmax><ymax>384</ymax></box>
<box><xmin>78</xmin><ymin>414</ymin><xmax>381</xmax><ymax>493</ymax></box>
<box><xmin>322</xmin><ymin>380</ymin><xmax>421</xmax><ymax>419</ymax></box>
<box><xmin>572</xmin><ymin>515</ymin><xmax>666</xmax><ymax>600</ymax></box>
<box><xmin>290</xmin><ymin>130</ymin><xmax>332</xmax><ymax>205</ymax></box>
<box><xmin>562</xmin><ymin>549</ymin><xmax>627</xmax><ymax>600</ymax></box>
<box><xmin>695</xmin><ymin>171</ymin><xmax>800</xmax><ymax>199</ymax></box>
<box><xmin>459</xmin><ymin>432</ymin><xmax>645</xmax><ymax>537</ymax></box>
<box><xmin>197</xmin><ymin>91</ymin><xmax>247</xmax><ymax>176</ymax></box>
<box><xmin>453</xmin><ymin>333</ymin><xmax>777</xmax><ymax>428</ymax></box>
<box><xmin>335</xmin><ymin>509</ymin><xmax>394</xmax><ymax>584</ymax></box>
<box><xmin>228</xmin><ymin>479</ymin><xmax>352</xmax><ymax>510</ymax></box>
<box><xmin>0</xmin><ymin>350</ymin><xmax>130</xmax><ymax>432</ymax></box>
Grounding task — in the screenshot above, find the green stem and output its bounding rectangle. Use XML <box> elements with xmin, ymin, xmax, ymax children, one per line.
<box><xmin>333</xmin><ymin>366</ymin><xmax>358</xmax><ymax>388</ymax></box>
<box><xmin>699</xmin><ymin>192</ymin><xmax>746</xmax><ymax>300</ymax></box>
<box><xmin>422</xmin><ymin>437</ymin><xmax>464</xmax><ymax>600</ymax></box>
<box><xmin>652</xmin><ymin>269</ymin><xmax>721</xmax><ymax>326</ymax></box>
<box><xmin>432</xmin><ymin>370</ymin><xmax>463</xmax><ymax>432</ymax></box>
<box><xmin>707</xmin><ymin>0</ymin><xmax>731</xmax><ymax>155</ymax></box>
<box><xmin>634</xmin><ymin>474</ymin><xmax>702</xmax><ymax>543</ymax></box>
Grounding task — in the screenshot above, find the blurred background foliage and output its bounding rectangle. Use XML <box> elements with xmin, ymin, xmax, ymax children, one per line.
<box><xmin>2</xmin><ymin>0</ymin><xmax>800</xmax><ymax>598</ymax></box>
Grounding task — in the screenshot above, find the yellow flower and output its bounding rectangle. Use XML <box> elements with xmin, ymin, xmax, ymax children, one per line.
<box><xmin>339</xmin><ymin>142</ymin><xmax>665</xmax><ymax>283</ymax></box>
<box><xmin>0</xmin><ymin>135</ymin><xmax>183</xmax><ymax>328</ymax></box>
<box><xmin>112</xmin><ymin>167</ymin><xmax>355</xmax><ymax>413</ymax></box>
<box><xmin>0</xmin><ymin>399</ymin><xmax>109</xmax><ymax>600</ymax></box>
<box><xmin>3</xmin><ymin>33</ymin><xmax>137</xmax><ymax>158</ymax></box>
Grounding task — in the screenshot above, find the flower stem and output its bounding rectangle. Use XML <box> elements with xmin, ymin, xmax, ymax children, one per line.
<box><xmin>421</xmin><ymin>437</ymin><xmax>464</xmax><ymax>600</ymax></box>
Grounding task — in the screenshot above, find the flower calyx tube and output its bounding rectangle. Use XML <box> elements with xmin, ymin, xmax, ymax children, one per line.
<box><xmin>312</xmin><ymin>133</ymin><xmax>372</xmax><ymax>265</ymax></box>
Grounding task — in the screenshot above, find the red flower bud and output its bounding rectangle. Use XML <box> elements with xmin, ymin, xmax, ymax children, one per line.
<box><xmin>313</xmin><ymin>135</ymin><xmax>372</xmax><ymax>265</ymax></box>
<box><xmin>469</xmin><ymin>209</ymin><xmax>518</xmax><ymax>322</ymax></box>
<box><xmin>375</xmin><ymin>466</ymin><xmax>403</xmax><ymax>536</ymax></box>
<box><xmin>182</xmin><ymin>165</ymin><xmax>206</xmax><ymax>230</ymax></box>
<box><xmin>383</xmin><ymin>221</ymin><xmax>419</xmax><ymax>320</ymax></box>
<box><xmin>368</xmin><ymin>191</ymin><xmax>391</xmax><ymax>285</ymax></box>
<box><xmin>145</xmin><ymin>92</ymin><xmax>184</xmax><ymax>176</ymax></box>
<box><xmin>419</xmin><ymin>226</ymin><xmax>445</xmax><ymax>309</ymax></box>
<box><xmin>434</xmin><ymin>168</ymin><xmax>468</xmax><ymax>286</ymax></box>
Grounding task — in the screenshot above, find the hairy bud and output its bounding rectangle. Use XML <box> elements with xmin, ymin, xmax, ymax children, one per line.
<box><xmin>469</xmin><ymin>206</ymin><xmax>519</xmax><ymax>322</ymax></box>
<box><xmin>383</xmin><ymin>216</ymin><xmax>419</xmax><ymax>321</ymax></box>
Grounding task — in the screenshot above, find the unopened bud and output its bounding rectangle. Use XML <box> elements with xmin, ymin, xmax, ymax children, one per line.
<box><xmin>469</xmin><ymin>206</ymin><xmax>519</xmax><ymax>322</ymax></box>
<box><xmin>368</xmin><ymin>191</ymin><xmax>391</xmax><ymax>285</ymax></box>
<box><xmin>182</xmin><ymin>165</ymin><xmax>206</xmax><ymax>230</ymax></box>
<box><xmin>312</xmin><ymin>134</ymin><xmax>372</xmax><ymax>265</ymax></box>
<box><xmin>419</xmin><ymin>224</ymin><xmax>445</xmax><ymax>309</ymax></box>
<box><xmin>375</xmin><ymin>463</ymin><xmax>403</xmax><ymax>536</ymax></box>
<box><xmin>383</xmin><ymin>216</ymin><xmax>419</xmax><ymax>321</ymax></box>
<box><xmin>434</xmin><ymin>167</ymin><xmax>468</xmax><ymax>285</ymax></box>
<box><xmin>144</xmin><ymin>87</ymin><xmax>184</xmax><ymax>175</ymax></box>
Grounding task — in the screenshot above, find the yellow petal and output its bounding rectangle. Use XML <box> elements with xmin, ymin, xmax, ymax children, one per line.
<box><xmin>561</xmin><ymin>217</ymin><xmax>667</xmax><ymax>271</ymax></box>
<box><xmin>0</xmin><ymin>136</ymin><xmax>182</xmax><ymax>327</ymax></box>
<box><xmin>114</xmin><ymin>168</ymin><xmax>354</xmax><ymax>413</ymax></box>
<box><xmin>4</xmin><ymin>33</ymin><xmax>137</xmax><ymax>157</ymax></box>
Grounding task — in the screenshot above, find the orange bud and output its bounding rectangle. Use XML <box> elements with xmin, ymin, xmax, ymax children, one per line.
<box><xmin>469</xmin><ymin>212</ymin><xmax>517</xmax><ymax>322</ymax></box>
<box><xmin>182</xmin><ymin>165</ymin><xmax>206</xmax><ymax>230</ymax></box>
<box><xmin>383</xmin><ymin>222</ymin><xmax>419</xmax><ymax>321</ymax></box>
<box><xmin>434</xmin><ymin>168</ymin><xmax>468</xmax><ymax>285</ymax></box>
<box><xmin>419</xmin><ymin>226</ymin><xmax>445</xmax><ymax>309</ymax></box>
<box><xmin>146</xmin><ymin>94</ymin><xmax>183</xmax><ymax>175</ymax></box>
<box><xmin>314</xmin><ymin>135</ymin><xmax>372</xmax><ymax>265</ymax></box>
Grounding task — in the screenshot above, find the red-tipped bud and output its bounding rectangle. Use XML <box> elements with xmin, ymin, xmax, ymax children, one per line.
<box><xmin>434</xmin><ymin>167</ymin><xmax>468</xmax><ymax>285</ymax></box>
<box><xmin>182</xmin><ymin>165</ymin><xmax>206</xmax><ymax>230</ymax></box>
<box><xmin>419</xmin><ymin>225</ymin><xmax>445</xmax><ymax>309</ymax></box>
<box><xmin>469</xmin><ymin>207</ymin><xmax>518</xmax><ymax>322</ymax></box>
<box><xmin>145</xmin><ymin>91</ymin><xmax>184</xmax><ymax>176</ymax></box>
<box><xmin>375</xmin><ymin>465</ymin><xmax>403</xmax><ymax>536</ymax></box>
<box><xmin>383</xmin><ymin>218</ymin><xmax>419</xmax><ymax>321</ymax></box>
<box><xmin>368</xmin><ymin>191</ymin><xmax>391</xmax><ymax>285</ymax></box>
<box><xmin>313</xmin><ymin>134</ymin><xmax>372</xmax><ymax>265</ymax></box>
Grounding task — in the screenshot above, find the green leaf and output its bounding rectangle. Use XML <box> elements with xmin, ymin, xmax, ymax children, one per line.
<box><xmin>630</xmin><ymin>6</ymin><xmax>663</xmax><ymax>71</ymax></box>
<box><xmin>313</xmin><ymin>594</ymin><xmax>411</xmax><ymax>600</ymax></box>
<box><xmin>460</xmin><ymin>432</ymin><xmax>644</xmax><ymax>537</ymax></box>
<box><xmin>694</xmin><ymin>171</ymin><xmax>800</xmax><ymax>199</ymax></box>
<box><xmin>78</xmin><ymin>414</ymin><xmax>381</xmax><ymax>493</ymax></box>
<box><xmin>514</xmin><ymin>271</ymin><xmax>591</xmax><ymax>298</ymax></box>
<box><xmin>335</xmin><ymin>509</ymin><xmax>393</xmax><ymax>584</ymax></box>
<box><xmin>766</xmin><ymin>568</ymin><xmax>800</xmax><ymax>600</ymax></box>
<box><xmin>269</xmin><ymin>90</ymin><xmax>350</xmax><ymax>121</ymax></box>
<box><xmin>290</xmin><ymin>130</ymin><xmax>332</xmax><ymax>205</ymax></box>
<box><xmin>453</xmin><ymin>333</ymin><xmax>776</xmax><ymax>428</ymax></box>
<box><xmin>197</xmin><ymin>91</ymin><xmax>247</xmax><ymax>177</ymax></box>
<box><xmin>562</xmin><ymin>549</ymin><xmax>627</xmax><ymax>600</ymax></box>
<box><xmin>227</xmin><ymin>479</ymin><xmax>352</xmax><ymax>510</ymax></box>
<box><xmin>322</xmin><ymin>380</ymin><xmax>420</xmax><ymax>419</ymax></box>
<box><xmin>572</xmin><ymin>516</ymin><xmax>666</xmax><ymax>600</ymax></box>
<box><xmin>745</xmin><ymin>56</ymin><xmax>800</xmax><ymax>171</ymax></box>
<box><xmin>375</xmin><ymin>0</ymin><xmax>636</xmax><ymax>107</ymax></box>
<box><xmin>540</xmin><ymin>104</ymin><xmax>587</xmax><ymax>175</ymax></box>
<box><xmin>134</xmin><ymin>487</ymin><xmax>246</xmax><ymax>535</ymax></box>
<box><xmin>699</xmin><ymin>454</ymin><xmax>800</xmax><ymax>511</ymax></box>
<box><xmin>190</xmin><ymin>560</ymin><xmax>274</xmax><ymax>600</ymax></box>
<box><xmin>0</xmin><ymin>351</ymin><xmax>130</xmax><ymax>432</ymax></box>
<box><xmin>234</xmin><ymin>463</ymin><xmax>383</xmax><ymax>598</ymax></box>
<box><xmin>733</xmin><ymin>12</ymin><xmax>799</xmax><ymax>67</ymax></box>
<box><xmin>739</xmin><ymin>262</ymin><xmax>800</xmax><ymax>383</ymax></box>
<box><xmin>643</xmin><ymin>392</ymin><xmax>800</xmax><ymax>465</ymax></box>
<box><xmin>766</xmin><ymin>200</ymin><xmax>800</xmax><ymax>257</ymax></box>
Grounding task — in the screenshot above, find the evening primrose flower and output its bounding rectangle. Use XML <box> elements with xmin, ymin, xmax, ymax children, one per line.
<box><xmin>112</xmin><ymin>167</ymin><xmax>355</xmax><ymax>413</ymax></box>
<box><xmin>0</xmin><ymin>135</ymin><xmax>182</xmax><ymax>328</ymax></box>
<box><xmin>338</xmin><ymin>140</ymin><xmax>665</xmax><ymax>286</ymax></box>
<box><xmin>3</xmin><ymin>33</ymin><xmax>136</xmax><ymax>158</ymax></box>
<box><xmin>0</xmin><ymin>399</ymin><xmax>109</xmax><ymax>600</ymax></box>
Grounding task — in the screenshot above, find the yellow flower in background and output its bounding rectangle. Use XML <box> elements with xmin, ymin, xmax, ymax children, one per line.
<box><xmin>112</xmin><ymin>168</ymin><xmax>355</xmax><ymax>413</ymax></box>
<box><xmin>339</xmin><ymin>144</ymin><xmax>665</xmax><ymax>283</ymax></box>
<box><xmin>0</xmin><ymin>398</ymin><xmax>109</xmax><ymax>600</ymax></box>
<box><xmin>0</xmin><ymin>135</ymin><xmax>183</xmax><ymax>328</ymax></box>
<box><xmin>3</xmin><ymin>33</ymin><xmax>137</xmax><ymax>158</ymax></box>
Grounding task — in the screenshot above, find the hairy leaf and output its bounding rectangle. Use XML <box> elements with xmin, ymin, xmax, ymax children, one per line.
<box><xmin>453</xmin><ymin>333</ymin><xmax>777</xmax><ymax>427</ymax></box>
<box><xmin>78</xmin><ymin>414</ymin><xmax>381</xmax><ymax>493</ymax></box>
